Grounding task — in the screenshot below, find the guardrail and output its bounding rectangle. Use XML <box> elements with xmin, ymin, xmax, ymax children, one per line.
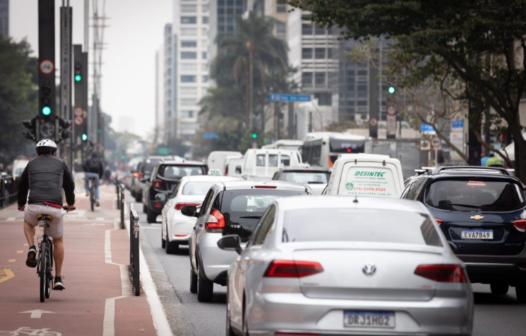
<box><xmin>0</xmin><ymin>176</ymin><xmax>19</xmax><ymax>209</ymax></box>
<box><xmin>129</xmin><ymin>203</ymin><xmax>140</xmax><ymax>296</ymax></box>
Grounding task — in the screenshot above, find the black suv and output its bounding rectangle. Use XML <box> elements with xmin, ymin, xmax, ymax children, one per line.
<box><xmin>142</xmin><ymin>160</ymin><xmax>207</xmax><ymax>223</ymax></box>
<box><xmin>402</xmin><ymin>166</ymin><xmax>526</xmax><ymax>301</ymax></box>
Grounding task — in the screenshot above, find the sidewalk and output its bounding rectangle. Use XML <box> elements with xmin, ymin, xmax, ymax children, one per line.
<box><xmin>0</xmin><ymin>185</ymin><xmax>157</xmax><ymax>336</ymax></box>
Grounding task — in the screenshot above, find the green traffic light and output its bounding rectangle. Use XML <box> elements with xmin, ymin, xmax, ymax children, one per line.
<box><xmin>251</xmin><ymin>133</ymin><xmax>258</xmax><ymax>139</ymax></box>
<box><xmin>42</xmin><ymin>106</ymin><xmax>51</xmax><ymax>116</ymax></box>
<box><xmin>97</xmin><ymin>129</ymin><xmax>101</xmax><ymax>133</ymax></box>
<box><xmin>81</xmin><ymin>133</ymin><xmax>88</xmax><ymax>141</ymax></box>
<box><xmin>75</xmin><ymin>75</ymin><xmax>82</xmax><ymax>82</ymax></box>
<box><xmin>388</xmin><ymin>86</ymin><xmax>396</xmax><ymax>94</ymax></box>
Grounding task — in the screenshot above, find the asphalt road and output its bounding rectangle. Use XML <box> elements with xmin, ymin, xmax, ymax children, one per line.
<box><xmin>129</xmin><ymin>192</ymin><xmax>526</xmax><ymax>336</ymax></box>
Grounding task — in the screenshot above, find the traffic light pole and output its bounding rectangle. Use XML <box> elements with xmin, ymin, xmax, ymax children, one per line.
<box><xmin>38</xmin><ymin>0</ymin><xmax>56</xmax><ymax>141</ymax></box>
<box><xmin>60</xmin><ymin>4</ymin><xmax>73</xmax><ymax>169</ymax></box>
<box><xmin>73</xmin><ymin>44</ymin><xmax>88</xmax><ymax>170</ymax></box>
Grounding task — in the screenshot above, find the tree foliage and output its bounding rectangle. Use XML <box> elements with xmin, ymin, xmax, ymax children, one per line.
<box><xmin>0</xmin><ymin>37</ymin><xmax>38</xmax><ymax>166</ymax></box>
<box><xmin>289</xmin><ymin>0</ymin><xmax>526</xmax><ymax>181</ymax></box>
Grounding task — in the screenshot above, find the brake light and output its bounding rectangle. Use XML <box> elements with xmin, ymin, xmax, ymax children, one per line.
<box><xmin>153</xmin><ymin>179</ymin><xmax>162</xmax><ymax>189</ymax></box>
<box><xmin>264</xmin><ymin>260</ymin><xmax>323</xmax><ymax>278</ymax></box>
<box><xmin>435</xmin><ymin>218</ymin><xmax>443</xmax><ymax>225</ymax></box>
<box><xmin>133</xmin><ymin>172</ymin><xmax>139</xmax><ymax>178</ymax></box>
<box><xmin>225</xmin><ymin>167</ymin><xmax>229</xmax><ymax>175</ymax></box>
<box><xmin>414</xmin><ymin>264</ymin><xmax>466</xmax><ymax>283</ymax></box>
<box><xmin>175</xmin><ymin>202</ymin><xmax>200</xmax><ymax>210</ymax></box>
<box><xmin>174</xmin><ymin>234</ymin><xmax>188</xmax><ymax>238</ymax></box>
<box><xmin>155</xmin><ymin>202</ymin><xmax>162</xmax><ymax>208</ymax></box>
<box><xmin>205</xmin><ymin>209</ymin><xmax>225</xmax><ymax>231</ymax></box>
<box><xmin>254</xmin><ymin>185</ymin><xmax>277</xmax><ymax>189</ymax></box>
<box><xmin>346</xmin><ymin>148</ymin><xmax>351</xmax><ymax>153</ymax></box>
<box><xmin>513</xmin><ymin>219</ymin><xmax>526</xmax><ymax>233</ymax></box>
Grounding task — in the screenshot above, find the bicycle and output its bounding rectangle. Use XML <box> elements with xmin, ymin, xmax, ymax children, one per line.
<box><xmin>87</xmin><ymin>177</ymin><xmax>96</xmax><ymax>211</ymax></box>
<box><xmin>36</xmin><ymin>206</ymin><xmax>75</xmax><ymax>302</ymax></box>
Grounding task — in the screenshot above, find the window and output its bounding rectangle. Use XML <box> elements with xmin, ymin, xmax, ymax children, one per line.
<box><xmin>302</xmin><ymin>72</ymin><xmax>313</xmax><ymax>87</ymax></box>
<box><xmin>302</xmin><ymin>24</ymin><xmax>312</xmax><ymax>35</ymax></box>
<box><xmin>181</xmin><ymin>98</ymin><xmax>197</xmax><ymax>106</ymax></box>
<box><xmin>181</xmin><ymin>40</ymin><xmax>197</xmax><ymax>48</ymax></box>
<box><xmin>202</xmin><ymin>4</ymin><xmax>209</xmax><ymax>12</ymax></box>
<box><xmin>302</xmin><ymin>48</ymin><xmax>313</xmax><ymax>59</ymax></box>
<box><xmin>181</xmin><ymin>27</ymin><xmax>197</xmax><ymax>36</ymax></box>
<box><xmin>202</xmin><ymin>52</ymin><xmax>208</xmax><ymax>59</ymax></box>
<box><xmin>181</xmin><ymin>16</ymin><xmax>197</xmax><ymax>24</ymax></box>
<box><xmin>202</xmin><ymin>75</ymin><xmax>209</xmax><ymax>82</ymax></box>
<box><xmin>181</xmin><ymin>75</ymin><xmax>196</xmax><ymax>83</ymax></box>
<box><xmin>180</xmin><ymin>63</ymin><xmax>197</xmax><ymax>71</ymax></box>
<box><xmin>276</xmin><ymin>22</ymin><xmax>286</xmax><ymax>36</ymax></box>
<box><xmin>251</xmin><ymin>206</ymin><xmax>276</xmax><ymax>246</ymax></box>
<box><xmin>183</xmin><ymin>181</ymin><xmax>214</xmax><ymax>195</ymax></box>
<box><xmin>315</xmin><ymin>48</ymin><xmax>326</xmax><ymax>59</ymax></box>
<box><xmin>180</xmin><ymin>87</ymin><xmax>197</xmax><ymax>95</ymax></box>
<box><xmin>158</xmin><ymin>165</ymin><xmax>205</xmax><ymax>179</ymax></box>
<box><xmin>277</xmin><ymin>0</ymin><xmax>287</xmax><ymax>13</ymax></box>
<box><xmin>315</xmin><ymin>72</ymin><xmax>326</xmax><ymax>85</ymax></box>
<box><xmin>181</xmin><ymin>51</ymin><xmax>197</xmax><ymax>59</ymax></box>
<box><xmin>181</xmin><ymin>110</ymin><xmax>194</xmax><ymax>118</ymax></box>
<box><xmin>181</xmin><ymin>4</ymin><xmax>197</xmax><ymax>12</ymax></box>
<box><xmin>315</xmin><ymin>25</ymin><xmax>326</xmax><ymax>35</ymax></box>
<box><xmin>281</xmin><ymin>172</ymin><xmax>330</xmax><ymax>184</ymax></box>
<box><xmin>314</xmin><ymin>93</ymin><xmax>332</xmax><ymax>106</ymax></box>
<box><xmin>199</xmin><ymin>189</ymin><xmax>216</xmax><ymax>216</ymax></box>
<box><xmin>202</xmin><ymin>16</ymin><xmax>209</xmax><ymax>24</ymax></box>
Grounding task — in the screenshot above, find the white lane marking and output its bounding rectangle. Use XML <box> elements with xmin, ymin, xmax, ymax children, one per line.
<box><xmin>96</xmin><ymin>217</ymin><xmax>105</xmax><ymax>221</ymax></box>
<box><xmin>7</xmin><ymin>217</ymin><xmax>15</xmax><ymax>221</ymax></box>
<box><xmin>20</xmin><ymin>309</ymin><xmax>55</xmax><ymax>318</ymax></box>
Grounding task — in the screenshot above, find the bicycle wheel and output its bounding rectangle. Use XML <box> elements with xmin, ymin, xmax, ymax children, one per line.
<box><xmin>45</xmin><ymin>243</ymin><xmax>53</xmax><ymax>298</ymax></box>
<box><xmin>39</xmin><ymin>241</ymin><xmax>48</xmax><ymax>302</ymax></box>
<box><xmin>90</xmin><ymin>183</ymin><xmax>95</xmax><ymax>211</ymax></box>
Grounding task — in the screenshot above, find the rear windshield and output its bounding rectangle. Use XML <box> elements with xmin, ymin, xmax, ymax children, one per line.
<box><xmin>157</xmin><ymin>165</ymin><xmax>205</xmax><ymax>179</ymax></box>
<box><xmin>329</xmin><ymin>139</ymin><xmax>366</xmax><ymax>154</ymax></box>
<box><xmin>425</xmin><ymin>180</ymin><xmax>525</xmax><ymax>211</ymax></box>
<box><xmin>143</xmin><ymin>159</ymin><xmax>161</xmax><ymax>174</ymax></box>
<box><xmin>182</xmin><ymin>182</ymin><xmax>214</xmax><ymax>195</ymax></box>
<box><xmin>281</xmin><ymin>171</ymin><xmax>330</xmax><ymax>184</ymax></box>
<box><xmin>282</xmin><ymin>209</ymin><xmax>442</xmax><ymax>247</ymax></box>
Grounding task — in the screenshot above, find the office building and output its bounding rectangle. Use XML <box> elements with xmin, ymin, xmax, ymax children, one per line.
<box><xmin>155</xmin><ymin>45</ymin><xmax>165</xmax><ymax>145</ymax></box>
<box><xmin>247</xmin><ymin>0</ymin><xmax>287</xmax><ymax>40</ymax></box>
<box><xmin>0</xmin><ymin>0</ymin><xmax>8</xmax><ymax>39</ymax></box>
<box><xmin>208</xmin><ymin>0</ymin><xmax>246</xmax><ymax>63</ymax></box>
<box><xmin>163</xmin><ymin>24</ymin><xmax>177</xmax><ymax>144</ymax></box>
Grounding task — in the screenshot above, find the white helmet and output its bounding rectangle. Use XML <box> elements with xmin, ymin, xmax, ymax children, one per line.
<box><xmin>36</xmin><ymin>139</ymin><xmax>57</xmax><ymax>149</ymax></box>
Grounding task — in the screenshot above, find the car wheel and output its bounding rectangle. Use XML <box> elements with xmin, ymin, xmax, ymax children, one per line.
<box><xmin>143</xmin><ymin>204</ymin><xmax>147</xmax><ymax>213</ymax></box>
<box><xmin>197</xmin><ymin>264</ymin><xmax>214</xmax><ymax>302</ymax></box>
<box><xmin>190</xmin><ymin>267</ymin><xmax>198</xmax><ymax>294</ymax></box>
<box><xmin>490</xmin><ymin>283</ymin><xmax>509</xmax><ymax>295</ymax></box>
<box><xmin>161</xmin><ymin>226</ymin><xmax>166</xmax><ymax>248</ymax></box>
<box><xmin>146</xmin><ymin>209</ymin><xmax>157</xmax><ymax>223</ymax></box>
<box><xmin>242</xmin><ymin>297</ymin><xmax>249</xmax><ymax>336</ymax></box>
<box><xmin>134</xmin><ymin>192</ymin><xmax>142</xmax><ymax>202</ymax></box>
<box><xmin>165</xmin><ymin>230</ymin><xmax>179</xmax><ymax>254</ymax></box>
<box><xmin>516</xmin><ymin>283</ymin><xmax>526</xmax><ymax>303</ymax></box>
<box><xmin>226</xmin><ymin>286</ymin><xmax>236</xmax><ymax>336</ymax></box>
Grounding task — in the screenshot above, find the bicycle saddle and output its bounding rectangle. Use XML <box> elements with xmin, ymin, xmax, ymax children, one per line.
<box><xmin>36</xmin><ymin>214</ymin><xmax>53</xmax><ymax>221</ymax></box>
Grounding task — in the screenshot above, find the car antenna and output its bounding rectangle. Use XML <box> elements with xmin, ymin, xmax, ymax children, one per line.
<box><xmin>353</xmin><ymin>196</ymin><xmax>358</xmax><ymax>203</ymax></box>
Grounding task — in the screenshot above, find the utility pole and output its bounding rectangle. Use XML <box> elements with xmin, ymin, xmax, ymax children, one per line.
<box><xmin>60</xmin><ymin>1</ymin><xmax>73</xmax><ymax>169</ymax></box>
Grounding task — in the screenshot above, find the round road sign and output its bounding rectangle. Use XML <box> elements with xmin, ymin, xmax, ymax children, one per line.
<box><xmin>387</xmin><ymin>105</ymin><xmax>396</xmax><ymax>115</ymax></box>
<box><xmin>39</xmin><ymin>59</ymin><xmax>54</xmax><ymax>75</ymax></box>
<box><xmin>82</xmin><ymin>110</ymin><xmax>88</xmax><ymax>119</ymax></box>
<box><xmin>74</xmin><ymin>116</ymin><xmax>83</xmax><ymax>126</ymax></box>
<box><xmin>74</xmin><ymin>107</ymin><xmax>83</xmax><ymax>117</ymax></box>
<box><xmin>431</xmin><ymin>136</ymin><xmax>441</xmax><ymax>149</ymax></box>
<box><xmin>369</xmin><ymin>118</ymin><xmax>378</xmax><ymax>127</ymax></box>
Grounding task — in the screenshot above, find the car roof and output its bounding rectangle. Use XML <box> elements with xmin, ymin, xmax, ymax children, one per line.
<box><xmin>179</xmin><ymin>176</ymin><xmax>241</xmax><ymax>183</ymax></box>
<box><xmin>275</xmin><ymin>196</ymin><xmax>428</xmax><ymax>213</ymax></box>
<box><xmin>280</xmin><ymin>166</ymin><xmax>330</xmax><ymax>172</ymax></box>
<box><xmin>414</xmin><ymin>166</ymin><xmax>523</xmax><ymax>184</ymax></box>
<box><xmin>158</xmin><ymin>160</ymin><xmax>205</xmax><ymax>166</ymax></box>
<box><xmin>214</xmin><ymin>180</ymin><xmax>310</xmax><ymax>192</ymax></box>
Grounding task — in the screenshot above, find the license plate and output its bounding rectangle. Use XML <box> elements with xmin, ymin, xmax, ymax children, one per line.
<box><xmin>344</xmin><ymin>311</ymin><xmax>395</xmax><ymax>328</ymax></box>
<box><xmin>461</xmin><ymin>229</ymin><xmax>493</xmax><ymax>239</ymax></box>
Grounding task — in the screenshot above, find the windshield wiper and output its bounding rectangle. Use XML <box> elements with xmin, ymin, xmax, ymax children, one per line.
<box><xmin>307</xmin><ymin>181</ymin><xmax>324</xmax><ymax>184</ymax></box>
<box><xmin>449</xmin><ymin>203</ymin><xmax>480</xmax><ymax>209</ymax></box>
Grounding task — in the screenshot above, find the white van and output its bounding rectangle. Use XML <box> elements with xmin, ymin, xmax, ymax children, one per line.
<box><xmin>206</xmin><ymin>151</ymin><xmax>243</xmax><ymax>172</ymax></box>
<box><xmin>242</xmin><ymin>149</ymin><xmax>302</xmax><ymax>180</ymax></box>
<box><xmin>323</xmin><ymin>154</ymin><xmax>404</xmax><ymax>198</ymax></box>
<box><xmin>225</xmin><ymin>157</ymin><xmax>244</xmax><ymax>177</ymax></box>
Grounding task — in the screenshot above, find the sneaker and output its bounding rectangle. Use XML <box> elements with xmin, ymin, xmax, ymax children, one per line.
<box><xmin>85</xmin><ymin>192</ymin><xmax>89</xmax><ymax>197</ymax></box>
<box><xmin>53</xmin><ymin>276</ymin><xmax>66</xmax><ymax>290</ymax></box>
<box><xmin>26</xmin><ymin>246</ymin><xmax>37</xmax><ymax>268</ymax></box>
<box><xmin>96</xmin><ymin>201</ymin><xmax>100</xmax><ymax>207</ymax></box>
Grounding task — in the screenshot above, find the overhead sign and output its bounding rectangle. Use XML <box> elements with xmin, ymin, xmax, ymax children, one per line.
<box><xmin>452</xmin><ymin>119</ymin><xmax>464</xmax><ymax>129</ymax></box>
<box><xmin>39</xmin><ymin>59</ymin><xmax>54</xmax><ymax>75</ymax></box>
<box><xmin>431</xmin><ymin>136</ymin><xmax>441</xmax><ymax>149</ymax></box>
<box><xmin>269</xmin><ymin>93</ymin><xmax>311</xmax><ymax>103</ymax></box>
<box><xmin>203</xmin><ymin>133</ymin><xmax>219</xmax><ymax>139</ymax></box>
<box><xmin>420</xmin><ymin>123</ymin><xmax>436</xmax><ymax>134</ymax></box>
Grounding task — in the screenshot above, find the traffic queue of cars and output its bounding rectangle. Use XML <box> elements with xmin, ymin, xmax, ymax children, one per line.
<box><xmin>125</xmin><ymin>149</ymin><xmax>526</xmax><ymax>336</ymax></box>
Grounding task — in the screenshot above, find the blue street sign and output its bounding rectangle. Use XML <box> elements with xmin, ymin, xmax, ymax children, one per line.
<box><xmin>203</xmin><ymin>133</ymin><xmax>219</xmax><ymax>139</ymax></box>
<box><xmin>269</xmin><ymin>93</ymin><xmax>311</xmax><ymax>102</ymax></box>
<box><xmin>420</xmin><ymin>123</ymin><xmax>436</xmax><ymax>134</ymax></box>
<box><xmin>452</xmin><ymin>119</ymin><xmax>464</xmax><ymax>129</ymax></box>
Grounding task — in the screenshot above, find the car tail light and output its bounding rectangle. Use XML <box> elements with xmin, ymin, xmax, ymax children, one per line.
<box><xmin>174</xmin><ymin>234</ymin><xmax>188</xmax><ymax>238</ymax></box>
<box><xmin>205</xmin><ymin>209</ymin><xmax>225</xmax><ymax>231</ymax></box>
<box><xmin>175</xmin><ymin>202</ymin><xmax>200</xmax><ymax>210</ymax></box>
<box><xmin>513</xmin><ymin>219</ymin><xmax>526</xmax><ymax>233</ymax></box>
<box><xmin>224</xmin><ymin>167</ymin><xmax>229</xmax><ymax>175</ymax></box>
<box><xmin>435</xmin><ymin>218</ymin><xmax>443</xmax><ymax>225</ymax></box>
<box><xmin>155</xmin><ymin>202</ymin><xmax>162</xmax><ymax>208</ymax></box>
<box><xmin>264</xmin><ymin>260</ymin><xmax>323</xmax><ymax>278</ymax></box>
<box><xmin>254</xmin><ymin>185</ymin><xmax>277</xmax><ymax>189</ymax></box>
<box><xmin>414</xmin><ymin>264</ymin><xmax>466</xmax><ymax>283</ymax></box>
<box><xmin>153</xmin><ymin>179</ymin><xmax>162</xmax><ymax>189</ymax></box>
<box><xmin>133</xmin><ymin>172</ymin><xmax>139</xmax><ymax>178</ymax></box>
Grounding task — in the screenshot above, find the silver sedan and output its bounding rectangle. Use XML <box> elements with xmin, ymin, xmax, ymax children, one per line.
<box><xmin>219</xmin><ymin>196</ymin><xmax>474</xmax><ymax>336</ymax></box>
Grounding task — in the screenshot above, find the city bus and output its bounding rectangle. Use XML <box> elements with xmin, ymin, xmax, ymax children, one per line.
<box><xmin>302</xmin><ymin>132</ymin><xmax>372</xmax><ymax>169</ymax></box>
<box><xmin>261</xmin><ymin>139</ymin><xmax>303</xmax><ymax>152</ymax></box>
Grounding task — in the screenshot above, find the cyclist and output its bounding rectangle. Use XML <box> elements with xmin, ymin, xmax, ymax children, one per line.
<box><xmin>17</xmin><ymin>139</ymin><xmax>75</xmax><ymax>290</ymax></box>
<box><xmin>82</xmin><ymin>150</ymin><xmax>103</xmax><ymax>206</ymax></box>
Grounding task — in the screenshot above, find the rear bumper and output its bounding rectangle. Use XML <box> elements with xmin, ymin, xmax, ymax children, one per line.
<box><xmin>247</xmin><ymin>293</ymin><xmax>473</xmax><ymax>336</ymax></box>
<box><xmin>458</xmin><ymin>249</ymin><xmax>526</xmax><ymax>284</ymax></box>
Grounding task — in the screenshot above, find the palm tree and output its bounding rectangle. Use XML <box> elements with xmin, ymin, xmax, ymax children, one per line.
<box><xmin>211</xmin><ymin>12</ymin><xmax>289</xmax><ymax>129</ymax></box>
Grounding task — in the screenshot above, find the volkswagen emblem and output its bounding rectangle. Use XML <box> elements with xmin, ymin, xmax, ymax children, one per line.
<box><xmin>362</xmin><ymin>263</ymin><xmax>376</xmax><ymax>276</ymax></box>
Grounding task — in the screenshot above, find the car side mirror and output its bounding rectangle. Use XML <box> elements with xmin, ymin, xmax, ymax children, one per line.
<box><xmin>217</xmin><ymin>235</ymin><xmax>242</xmax><ymax>255</ymax></box>
<box><xmin>181</xmin><ymin>205</ymin><xmax>197</xmax><ymax>217</ymax></box>
<box><xmin>235</xmin><ymin>165</ymin><xmax>242</xmax><ymax>174</ymax></box>
<box><xmin>155</xmin><ymin>193</ymin><xmax>167</xmax><ymax>202</ymax></box>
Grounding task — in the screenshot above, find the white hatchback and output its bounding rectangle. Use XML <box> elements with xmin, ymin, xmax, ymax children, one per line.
<box><xmin>161</xmin><ymin>175</ymin><xmax>241</xmax><ymax>254</ymax></box>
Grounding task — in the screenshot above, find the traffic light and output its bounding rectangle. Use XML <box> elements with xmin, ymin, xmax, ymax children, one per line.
<box><xmin>40</xmin><ymin>83</ymin><xmax>53</xmax><ymax>117</ymax></box>
<box><xmin>74</xmin><ymin>62</ymin><xmax>82</xmax><ymax>82</ymax></box>
<box><xmin>251</xmin><ymin>133</ymin><xmax>258</xmax><ymax>139</ymax></box>
<box><xmin>97</xmin><ymin>128</ymin><xmax>101</xmax><ymax>134</ymax></box>
<box><xmin>22</xmin><ymin>118</ymin><xmax>38</xmax><ymax>142</ymax></box>
<box><xmin>81</xmin><ymin>133</ymin><xmax>88</xmax><ymax>141</ymax></box>
<box><xmin>388</xmin><ymin>86</ymin><xmax>396</xmax><ymax>94</ymax></box>
<box><xmin>56</xmin><ymin>117</ymin><xmax>72</xmax><ymax>143</ymax></box>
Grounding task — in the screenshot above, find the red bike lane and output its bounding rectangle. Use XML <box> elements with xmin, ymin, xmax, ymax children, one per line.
<box><xmin>0</xmin><ymin>186</ymin><xmax>157</xmax><ymax>336</ymax></box>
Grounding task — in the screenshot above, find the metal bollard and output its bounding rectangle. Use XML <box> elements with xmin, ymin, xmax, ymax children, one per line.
<box><xmin>129</xmin><ymin>203</ymin><xmax>140</xmax><ymax>296</ymax></box>
<box><xmin>116</xmin><ymin>180</ymin><xmax>121</xmax><ymax>210</ymax></box>
<box><xmin>120</xmin><ymin>184</ymin><xmax>125</xmax><ymax>229</ymax></box>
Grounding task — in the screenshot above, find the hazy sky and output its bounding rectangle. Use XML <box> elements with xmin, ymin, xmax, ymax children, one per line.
<box><xmin>10</xmin><ymin>0</ymin><xmax>173</xmax><ymax>138</ymax></box>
